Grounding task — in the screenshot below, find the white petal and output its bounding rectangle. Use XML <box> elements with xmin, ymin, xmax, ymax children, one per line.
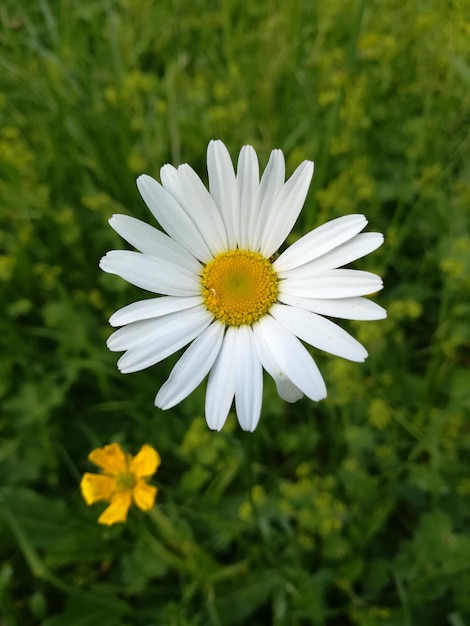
<box><xmin>253</xmin><ymin>322</ymin><xmax>304</xmax><ymax>403</ymax></box>
<box><xmin>207</xmin><ymin>140</ymin><xmax>239</xmax><ymax>248</ymax></box>
<box><xmin>274</xmin><ymin>214</ymin><xmax>367</xmax><ymax>272</ymax></box>
<box><xmin>99</xmin><ymin>250</ymin><xmax>200</xmax><ymax>296</ymax></box>
<box><xmin>108</xmin><ymin>214</ymin><xmax>201</xmax><ymax>274</ymax></box>
<box><xmin>271</xmin><ymin>303</ymin><xmax>368</xmax><ymax>362</ymax></box>
<box><xmin>109</xmin><ymin>296</ymin><xmax>203</xmax><ymax>327</ymax></box>
<box><xmin>155</xmin><ymin>321</ymin><xmax>224</xmax><ymax>409</ymax></box>
<box><xmin>306</xmin><ymin>232</ymin><xmax>384</xmax><ymax>272</ymax></box>
<box><xmin>250</xmin><ymin>149</ymin><xmax>285</xmax><ymax>250</ymax></box>
<box><xmin>236</xmin><ymin>145</ymin><xmax>259</xmax><ymax>248</ymax></box>
<box><xmin>280</xmin><ymin>269</ymin><xmax>383</xmax><ymax>299</ymax></box>
<box><xmin>159</xmin><ymin>163</ymin><xmax>179</xmax><ymax>193</ymax></box>
<box><xmin>253</xmin><ymin>315</ymin><xmax>327</xmax><ymax>402</ymax></box>
<box><xmin>233</xmin><ymin>326</ymin><xmax>263</xmax><ymax>432</ymax></box>
<box><xmin>277</xmin><ymin>233</ymin><xmax>384</xmax><ymax>278</ymax></box>
<box><xmin>205</xmin><ymin>326</ymin><xmax>237</xmax><ymax>431</ymax></box>
<box><xmin>160</xmin><ymin>163</ymin><xmax>228</xmax><ymax>254</ymax></box>
<box><xmin>260</xmin><ymin>160</ymin><xmax>314</xmax><ymax>258</ymax></box>
<box><xmin>107</xmin><ymin>305</ymin><xmax>209</xmax><ymax>351</ymax></box>
<box><xmin>278</xmin><ymin>293</ymin><xmax>387</xmax><ymax>320</ymax></box>
<box><xmin>111</xmin><ymin>307</ymin><xmax>213</xmax><ymax>373</ymax></box>
<box><xmin>137</xmin><ymin>174</ymin><xmax>212</xmax><ymax>262</ymax></box>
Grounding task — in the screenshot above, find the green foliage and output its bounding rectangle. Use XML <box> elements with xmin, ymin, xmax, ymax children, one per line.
<box><xmin>1</xmin><ymin>0</ymin><xmax>469</xmax><ymax>624</ymax></box>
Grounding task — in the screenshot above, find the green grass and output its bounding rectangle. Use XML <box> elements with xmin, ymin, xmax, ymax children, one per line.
<box><xmin>1</xmin><ymin>0</ymin><xmax>470</xmax><ymax>624</ymax></box>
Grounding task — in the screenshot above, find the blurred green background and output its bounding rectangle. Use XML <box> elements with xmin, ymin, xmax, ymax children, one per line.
<box><xmin>1</xmin><ymin>0</ymin><xmax>470</xmax><ymax>624</ymax></box>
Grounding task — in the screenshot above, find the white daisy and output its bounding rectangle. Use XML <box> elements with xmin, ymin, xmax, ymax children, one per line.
<box><xmin>100</xmin><ymin>140</ymin><xmax>386</xmax><ymax>432</ymax></box>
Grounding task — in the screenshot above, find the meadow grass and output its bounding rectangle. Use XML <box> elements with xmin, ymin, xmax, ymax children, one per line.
<box><xmin>1</xmin><ymin>0</ymin><xmax>470</xmax><ymax>624</ymax></box>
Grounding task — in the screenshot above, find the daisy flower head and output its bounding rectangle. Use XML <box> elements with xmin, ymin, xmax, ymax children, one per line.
<box><xmin>100</xmin><ymin>141</ymin><xmax>386</xmax><ymax>432</ymax></box>
<box><xmin>80</xmin><ymin>442</ymin><xmax>160</xmax><ymax>525</ymax></box>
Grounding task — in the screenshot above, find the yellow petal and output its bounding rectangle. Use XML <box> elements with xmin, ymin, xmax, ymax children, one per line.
<box><xmin>88</xmin><ymin>443</ymin><xmax>128</xmax><ymax>475</ymax></box>
<box><xmin>130</xmin><ymin>444</ymin><xmax>161</xmax><ymax>478</ymax></box>
<box><xmin>133</xmin><ymin>480</ymin><xmax>157</xmax><ymax>511</ymax></box>
<box><xmin>98</xmin><ymin>491</ymin><xmax>132</xmax><ymax>526</ymax></box>
<box><xmin>80</xmin><ymin>473</ymin><xmax>116</xmax><ymax>505</ymax></box>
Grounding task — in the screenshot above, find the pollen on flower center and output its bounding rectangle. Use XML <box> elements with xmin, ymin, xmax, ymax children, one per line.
<box><xmin>201</xmin><ymin>249</ymin><xmax>278</xmax><ymax>326</ymax></box>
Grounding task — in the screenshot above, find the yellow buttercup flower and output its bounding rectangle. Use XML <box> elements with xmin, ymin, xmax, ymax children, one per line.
<box><xmin>80</xmin><ymin>442</ymin><xmax>160</xmax><ymax>526</ymax></box>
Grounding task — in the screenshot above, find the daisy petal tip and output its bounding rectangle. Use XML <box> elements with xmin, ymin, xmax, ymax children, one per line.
<box><xmin>299</xmin><ymin>159</ymin><xmax>314</xmax><ymax>180</ymax></box>
<box><xmin>136</xmin><ymin>173</ymin><xmax>155</xmax><ymax>192</ymax></box>
<box><xmin>351</xmin><ymin>343</ymin><xmax>369</xmax><ymax>363</ymax></box>
<box><xmin>345</xmin><ymin>213</ymin><xmax>367</xmax><ymax>227</ymax></box>
<box><xmin>212</xmin><ymin>139</ymin><xmax>231</xmax><ymax>157</ymax></box>
<box><xmin>207</xmin><ymin>139</ymin><xmax>222</xmax><ymax>155</ymax></box>
<box><xmin>205</xmin><ymin>420</ymin><xmax>220</xmax><ymax>432</ymax></box>
<box><xmin>205</xmin><ymin>413</ymin><xmax>226</xmax><ymax>432</ymax></box>
<box><xmin>313</xmin><ymin>384</ymin><xmax>327</xmax><ymax>402</ymax></box>
<box><xmin>374</xmin><ymin>303</ymin><xmax>388</xmax><ymax>320</ymax></box>
<box><xmin>355</xmin><ymin>214</ymin><xmax>368</xmax><ymax>229</ymax></box>
<box><xmin>98</xmin><ymin>254</ymin><xmax>111</xmax><ymax>271</ymax></box>
<box><xmin>108</xmin><ymin>313</ymin><xmax>119</xmax><ymax>327</ymax></box>
<box><xmin>154</xmin><ymin>391</ymin><xmax>173</xmax><ymax>411</ymax></box>
<box><xmin>237</xmin><ymin>418</ymin><xmax>251</xmax><ymax>433</ymax></box>
<box><xmin>238</xmin><ymin>408</ymin><xmax>262</xmax><ymax>433</ymax></box>
<box><xmin>114</xmin><ymin>352</ymin><xmax>134</xmax><ymax>372</ymax></box>
<box><xmin>160</xmin><ymin>163</ymin><xmax>177</xmax><ymax>178</ymax></box>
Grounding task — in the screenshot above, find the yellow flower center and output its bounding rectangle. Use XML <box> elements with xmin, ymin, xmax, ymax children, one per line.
<box><xmin>115</xmin><ymin>471</ymin><xmax>137</xmax><ymax>491</ymax></box>
<box><xmin>201</xmin><ymin>249</ymin><xmax>278</xmax><ymax>326</ymax></box>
